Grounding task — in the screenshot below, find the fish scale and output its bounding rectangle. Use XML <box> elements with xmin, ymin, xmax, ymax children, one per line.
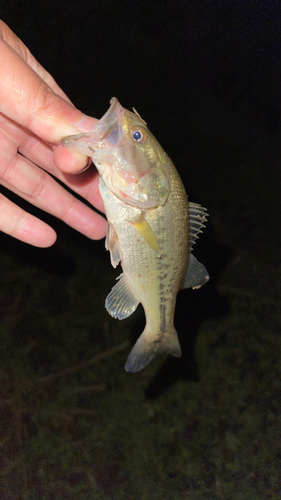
<box><xmin>62</xmin><ymin>97</ymin><xmax>209</xmax><ymax>372</ymax></box>
<box><xmin>101</xmin><ymin>165</ymin><xmax>188</xmax><ymax>342</ymax></box>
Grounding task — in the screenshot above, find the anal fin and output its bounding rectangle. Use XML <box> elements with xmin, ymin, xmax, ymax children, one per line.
<box><xmin>182</xmin><ymin>253</ymin><xmax>210</xmax><ymax>290</ymax></box>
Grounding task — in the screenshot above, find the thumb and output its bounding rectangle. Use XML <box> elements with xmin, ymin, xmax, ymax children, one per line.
<box><xmin>0</xmin><ymin>33</ymin><xmax>97</xmax><ymax>169</ymax></box>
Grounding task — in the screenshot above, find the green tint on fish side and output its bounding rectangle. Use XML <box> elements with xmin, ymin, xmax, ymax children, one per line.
<box><xmin>62</xmin><ymin>98</ymin><xmax>209</xmax><ymax>372</ymax></box>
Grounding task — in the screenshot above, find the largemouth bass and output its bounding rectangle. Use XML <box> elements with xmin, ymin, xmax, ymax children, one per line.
<box><xmin>63</xmin><ymin>98</ymin><xmax>209</xmax><ymax>372</ymax></box>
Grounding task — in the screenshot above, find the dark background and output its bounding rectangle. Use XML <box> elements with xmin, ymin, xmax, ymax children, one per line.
<box><xmin>0</xmin><ymin>2</ymin><xmax>281</xmax><ymax>499</ymax></box>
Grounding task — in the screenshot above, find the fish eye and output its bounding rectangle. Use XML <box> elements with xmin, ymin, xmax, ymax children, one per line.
<box><xmin>131</xmin><ymin>126</ymin><xmax>148</xmax><ymax>144</ymax></box>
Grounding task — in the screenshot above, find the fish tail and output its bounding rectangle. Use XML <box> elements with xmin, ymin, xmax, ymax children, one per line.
<box><xmin>124</xmin><ymin>327</ymin><xmax>181</xmax><ymax>373</ymax></box>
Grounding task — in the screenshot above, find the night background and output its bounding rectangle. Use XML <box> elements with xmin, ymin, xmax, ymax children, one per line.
<box><xmin>0</xmin><ymin>1</ymin><xmax>281</xmax><ymax>499</ymax></box>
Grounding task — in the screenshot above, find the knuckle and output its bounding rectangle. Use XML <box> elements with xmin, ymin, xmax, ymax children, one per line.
<box><xmin>34</xmin><ymin>82</ymin><xmax>58</xmax><ymax>114</ymax></box>
<box><xmin>28</xmin><ymin>169</ymin><xmax>46</xmax><ymax>199</ymax></box>
<box><xmin>25</xmin><ymin>81</ymin><xmax>58</xmax><ymax>129</ymax></box>
<box><xmin>0</xmin><ymin>133</ymin><xmax>16</xmax><ymax>180</ymax></box>
<box><xmin>0</xmin><ymin>192</ymin><xmax>26</xmax><ymax>237</ymax></box>
<box><xmin>10</xmin><ymin>211</ymin><xmax>26</xmax><ymax>237</ymax></box>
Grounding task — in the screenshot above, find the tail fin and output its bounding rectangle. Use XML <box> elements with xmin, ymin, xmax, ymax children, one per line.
<box><xmin>125</xmin><ymin>327</ymin><xmax>181</xmax><ymax>373</ymax></box>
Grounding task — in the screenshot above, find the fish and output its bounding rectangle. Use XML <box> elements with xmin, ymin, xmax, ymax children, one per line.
<box><xmin>62</xmin><ymin>97</ymin><xmax>209</xmax><ymax>373</ymax></box>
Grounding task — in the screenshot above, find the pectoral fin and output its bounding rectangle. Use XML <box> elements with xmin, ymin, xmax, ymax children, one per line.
<box><xmin>105</xmin><ymin>274</ymin><xmax>139</xmax><ymax>319</ymax></box>
<box><xmin>105</xmin><ymin>222</ymin><xmax>121</xmax><ymax>268</ymax></box>
<box><xmin>182</xmin><ymin>253</ymin><xmax>210</xmax><ymax>290</ymax></box>
<box><xmin>130</xmin><ymin>216</ymin><xmax>161</xmax><ymax>257</ymax></box>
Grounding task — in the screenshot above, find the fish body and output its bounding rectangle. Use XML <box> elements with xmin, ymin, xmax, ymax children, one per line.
<box><xmin>63</xmin><ymin>98</ymin><xmax>209</xmax><ymax>372</ymax></box>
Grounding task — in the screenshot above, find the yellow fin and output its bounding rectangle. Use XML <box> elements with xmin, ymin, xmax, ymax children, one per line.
<box><xmin>131</xmin><ymin>217</ymin><xmax>161</xmax><ymax>257</ymax></box>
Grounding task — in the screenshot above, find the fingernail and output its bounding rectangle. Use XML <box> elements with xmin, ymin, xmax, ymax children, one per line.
<box><xmin>75</xmin><ymin>114</ymin><xmax>98</xmax><ymax>132</ymax></box>
<box><xmin>72</xmin><ymin>157</ymin><xmax>93</xmax><ymax>174</ymax></box>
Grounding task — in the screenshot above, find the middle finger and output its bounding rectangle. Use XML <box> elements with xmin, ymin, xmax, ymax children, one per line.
<box><xmin>20</xmin><ymin>134</ymin><xmax>105</xmax><ymax>214</ymax></box>
<box><xmin>0</xmin><ymin>150</ymin><xmax>106</xmax><ymax>240</ymax></box>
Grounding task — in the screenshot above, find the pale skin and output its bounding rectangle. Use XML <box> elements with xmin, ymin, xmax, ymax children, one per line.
<box><xmin>0</xmin><ymin>20</ymin><xmax>107</xmax><ymax>247</ymax></box>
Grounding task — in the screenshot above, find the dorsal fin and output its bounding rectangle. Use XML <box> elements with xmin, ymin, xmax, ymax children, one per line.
<box><xmin>132</xmin><ymin>107</ymin><xmax>147</xmax><ymax>125</ymax></box>
<box><xmin>189</xmin><ymin>202</ymin><xmax>208</xmax><ymax>251</ymax></box>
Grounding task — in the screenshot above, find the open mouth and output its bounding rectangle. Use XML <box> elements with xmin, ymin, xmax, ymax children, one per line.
<box><xmin>100</xmin><ymin>122</ymin><xmax>121</xmax><ymax>145</ymax></box>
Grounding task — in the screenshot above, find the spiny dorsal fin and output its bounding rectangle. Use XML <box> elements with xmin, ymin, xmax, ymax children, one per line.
<box><xmin>189</xmin><ymin>202</ymin><xmax>208</xmax><ymax>251</ymax></box>
<box><xmin>132</xmin><ymin>107</ymin><xmax>147</xmax><ymax>125</ymax></box>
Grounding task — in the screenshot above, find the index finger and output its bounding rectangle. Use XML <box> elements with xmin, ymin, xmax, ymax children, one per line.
<box><xmin>0</xmin><ymin>36</ymin><xmax>88</xmax><ymax>142</ymax></box>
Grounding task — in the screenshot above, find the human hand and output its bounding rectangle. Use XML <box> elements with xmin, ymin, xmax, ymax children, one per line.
<box><xmin>0</xmin><ymin>20</ymin><xmax>107</xmax><ymax>247</ymax></box>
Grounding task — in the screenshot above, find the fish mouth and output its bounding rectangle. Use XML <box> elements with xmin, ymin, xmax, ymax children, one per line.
<box><xmin>96</xmin><ymin>97</ymin><xmax>124</xmax><ymax>146</ymax></box>
<box><xmin>62</xmin><ymin>97</ymin><xmax>125</xmax><ymax>156</ymax></box>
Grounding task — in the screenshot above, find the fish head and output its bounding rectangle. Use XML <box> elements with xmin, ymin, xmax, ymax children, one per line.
<box><xmin>62</xmin><ymin>97</ymin><xmax>170</xmax><ymax>209</ymax></box>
